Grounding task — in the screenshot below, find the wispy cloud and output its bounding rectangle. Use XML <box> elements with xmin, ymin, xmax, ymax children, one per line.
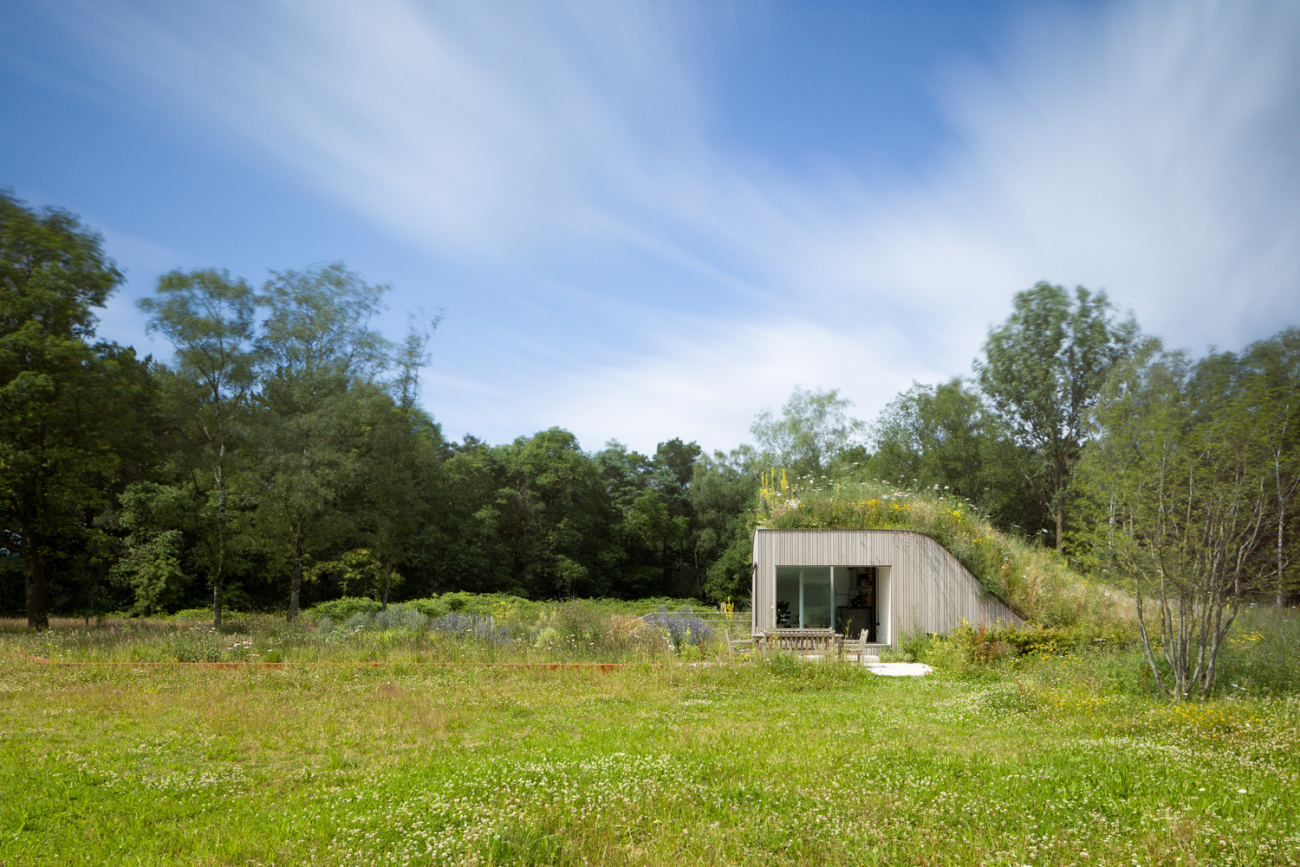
<box><xmin>53</xmin><ymin>0</ymin><xmax>1300</xmax><ymax>452</ymax></box>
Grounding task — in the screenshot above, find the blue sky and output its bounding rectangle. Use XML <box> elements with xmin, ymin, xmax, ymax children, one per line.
<box><xmin>3</xmin><ymin>0</ymin><xmax>1299</xmax><ymax>454</ymax></box>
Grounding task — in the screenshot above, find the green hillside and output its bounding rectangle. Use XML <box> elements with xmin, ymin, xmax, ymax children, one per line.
<box><xmin>755</xmin><ymin>471</ymin><xmax>1128</xmax><ymax>633</ymax></box>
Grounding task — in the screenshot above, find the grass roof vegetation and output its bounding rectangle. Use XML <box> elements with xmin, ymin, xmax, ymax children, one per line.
<box><xmin>755</xmin><ymin>470</ymin><xmax>1131</xmax><ymax>635</ymax></box>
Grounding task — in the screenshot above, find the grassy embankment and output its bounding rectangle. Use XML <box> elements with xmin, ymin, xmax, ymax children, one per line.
<box><xmin>756</xmin><ymin>475</ymin><xmax>1300</xmax><ymax>695</ymax></box>
<box><xmin>757</xmin><ymin>472</ymin><xmax>1128</xmax><ymax>632</ymax></box>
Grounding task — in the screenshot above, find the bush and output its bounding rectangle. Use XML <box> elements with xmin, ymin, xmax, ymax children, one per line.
<box><xmin>429</xmin><ymin>612</ymin><xmax>507</xmax><ymax>643</ymax></box>
<box><xmin>552</xmin><ymin>600</ymin><xmax>618</xmax><ymax>646</ymax></box>
<box><xmin>373</xmin><ymin>606</ymin><xmax>429</xmax><ymax>632</ymax></box>
<box><xmin>306</xmin><ymin>597</ymin><xmax>383</xmax><ymax>621</ymax></box>
<box><xmin>641</xmin><ymin>606</ymin><xmax>713</xmax><ymax>649</ymax></box>
<box><xmin>898</xmin><ymin>629</ymin><xmax>933</xmax><ymax>664</ymax></box>
<box><xmin>1213</xmin><ymin>607</ymin><xmax>1300</xmax><ymax>697</ymax></box>
<box><xmin>406</xmin><ymin>598</ymin><xmax>450</xmax><ymax>620</ymax></box>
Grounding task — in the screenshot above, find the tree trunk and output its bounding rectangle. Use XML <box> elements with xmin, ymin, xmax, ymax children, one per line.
<box><xmin>1133</xmin><ymin>589</ymin><xmax>1166</xmax><ymax>698</ymax></box>
<box><xmin>22</xmin><ymin>525</ymin><xmax>49</xmax><ymax>631</ymax></box>
<box><xmin>288</xmin><ymin>534</ymin><xmax>303</xmax><ymax>621</ymax></box>
<box><xmin>214</xmin><ymin>457</ymin><xmax>226</xmax><ymax>629</ymax></box>
<box><xmin>382</xmin><ymin>561</ymin><xmax>393</xmax><ymax>611</ymax></box>
<box><xmin>1276</xmin><ymin>466</ymin><xmax>1287</xmax><ymax>610</ymax></box>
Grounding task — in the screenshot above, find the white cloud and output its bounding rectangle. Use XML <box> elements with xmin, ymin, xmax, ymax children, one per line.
<box><xmin>52</xmin><ymin>0</ymin><xmax>1300</xmax><ymax>450</ymax></box>
<box><xmin>58</xmin><ymin>0</ymin><xmax>711</xmax><ymax>258</ymax></box>
<box><xmin>499</xmin><ymin>315</ymin><xmax>921</xmax><ymax>455</ymax></box>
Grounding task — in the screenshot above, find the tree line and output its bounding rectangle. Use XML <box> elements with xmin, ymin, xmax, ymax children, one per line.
<box><xmin>1</xmin><ymin>192</ymin><xmax>764</xmax><ymax>628</ymax></box>
<box><xmin>4</xmin><ymin>191</ymin><xmax>1299</xmax><ymax>656</ymax></box>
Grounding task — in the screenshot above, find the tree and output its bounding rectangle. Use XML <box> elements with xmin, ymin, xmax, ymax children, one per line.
<box><xmin>869</xmin><ymin>378</ymin><xmax>984</xmax><ymax>494</ymax></box>
<box><xmin>496</xmin><ymin>428</ymin><xmax>617</xmax><ymax>598</ymax></box>
<box><xmin>138</xmin><ymin>269</ymin><xmax>258</xmax><ymax>627</ymax></box>
<box><xmin>253</xmin><ymin>263</ymin><xmax>391</xmax><ymax>619</ymax></box>
<box><xmin>418</xmin><ymin>438</ymin><xmax>514</xmax><ymax>595</ymax></box>
<box><xmin>751</xmin><ymin>386</ymin><xmax>864</xmax><ymax>478</ymax></box>
<box><xmin>1237</xmin><ymin>329</ymin><xmax>1300</xmax><ymax>608</ymax></box>
<box><xmin>692</xmin><ymin>447</ymin><xmax>760</xmax><ymax>604</ymax></box>
<box><xmin>362</xmin><ymin>317</ymin><xmax>444</xmax><ymax>608</ymax></box>
<box><xmin>0</xmin><ymin>191</ymin><xmax>153</xmax><ymax>629</ymax></box>
<box><xmin>976</xmin><ymin>283</ymin><xmax>1137</xmax><ymax>548</ymax></box>
<box><xmin>868</xmin><ymin>378</ymin><xmax>1046</xmax><ymax>537</ymax></box>
<box><xmin>110</xmin><ymin>482</ymin><xmax>194</xmax><ymax>616</ymax></box>
<box><xmin>647</xmin><ymin>439</ymin><xmax>702</xmax><ymax>595</ymax></box>
<box><xmin>1079</xmin><ymin>339</ymin><xmax>1275</xmax><ymax>701</ymax></box>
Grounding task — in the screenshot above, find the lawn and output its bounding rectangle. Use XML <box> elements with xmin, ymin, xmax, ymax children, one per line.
<box><xmin>2</xmin><ymin>622</ymin><xmax>1297</xmax><ymax>866</ymax></box>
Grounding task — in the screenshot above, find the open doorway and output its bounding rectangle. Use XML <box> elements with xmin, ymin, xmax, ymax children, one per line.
<box><xmin>832</xmin><ymin>566</ymin><xmax>890</xmax><ymax>643</ymax></box>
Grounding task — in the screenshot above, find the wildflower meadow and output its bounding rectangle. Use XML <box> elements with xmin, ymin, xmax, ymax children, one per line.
<box><xmin>2</xmin><ymin>600</ymin><xmax>1298</xmax><ymax>866</ymax></box>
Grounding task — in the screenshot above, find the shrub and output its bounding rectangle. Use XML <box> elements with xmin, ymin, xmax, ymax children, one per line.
<box><xmin>306</xmin><ymin>597</ymin><xmax>383</xmax><ymax>621</ymax></box>
<box><xmin>552</xmin><ymin>600</ymin><xmax>616</xmax><ymax>646</ymax></box>
<box><xmin>406</xmin><ymin>598</ymin><xmax>450</xmax><ymax>620</ymax></box>
<box><xmin>429</xmin><ymin>612</ymin><xmax>507</xmax><ymax>644</ymax></box>
<box><xmin>373</xmin><ymin>606</ymin><xmax>429</xmax><ymax>633</ymax></box>
<box><xmin>641</xmin><ymin>606</ymin><xmax>713</xmax><ymax>649</ymax></box>
<box><xmin>1213</xmin><ymin>606</ymin><xmax>1300</xmax><ymax>697</ymax></box>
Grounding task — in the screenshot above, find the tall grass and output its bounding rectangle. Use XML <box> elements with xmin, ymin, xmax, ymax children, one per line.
<box><xmin>1</xmin><ymin>640</ymin><xmax>1296</xmax><ymax>865</ymax></box>
<box><xmin>1214</xmin><ymin>605</ymin><xmax>1300</xmax><ymax>696</ymax></box>
<box><xmin>3</xmin><ymin>596</ymin><xmax>735</xmax><ymax>665</ymax></box>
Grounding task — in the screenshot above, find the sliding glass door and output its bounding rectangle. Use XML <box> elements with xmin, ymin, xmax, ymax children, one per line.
<box><xmin>774</xmin><ymin>566</ymin><xmax>833</xmax><ymax>629</ymax></box>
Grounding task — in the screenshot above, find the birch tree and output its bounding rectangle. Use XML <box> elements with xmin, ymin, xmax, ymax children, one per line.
<box><xmin>1080</xmin><ymin>339</ymin><xmax>1274</xmax><ymax>701</ymax></box>
<box><xmin>1238</xmin><ymin>330</ymin><xmax>1300</xmax><ymax>608</ymax></box>
<box><xmin>751</xmin><ymin>386</ymin><xmax>864</xmax><ymax>478</ymax></box>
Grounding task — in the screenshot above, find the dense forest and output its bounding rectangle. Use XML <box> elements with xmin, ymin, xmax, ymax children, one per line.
<box><xmin>4</xmin><ymin>191</ymin><xmax>1299</xmax><ymax>631</ymax></box>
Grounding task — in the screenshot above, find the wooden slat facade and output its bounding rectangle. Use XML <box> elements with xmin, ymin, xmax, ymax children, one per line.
<box><xmin>751</xmin><ymin>529</ymin><xmax>1022</xmax><ymax>650</ymax></box>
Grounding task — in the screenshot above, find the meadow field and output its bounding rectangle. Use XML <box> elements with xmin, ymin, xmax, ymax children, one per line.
<box><xmin>2</xmin><ymin>606</ymin><xmax>1298</xmax><ymax>866</ymax></box>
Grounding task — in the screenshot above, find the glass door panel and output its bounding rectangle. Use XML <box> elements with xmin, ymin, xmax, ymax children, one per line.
<box><xmin>774</xmin><ymin>566</ymin><xmax>832</xmax><ymax>628</ymax></box>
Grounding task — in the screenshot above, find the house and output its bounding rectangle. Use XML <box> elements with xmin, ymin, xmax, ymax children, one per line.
<box><xmin>751</xmin><ymin>528</ymin><xmax>1023</xmax><ymax>652</ymax></box>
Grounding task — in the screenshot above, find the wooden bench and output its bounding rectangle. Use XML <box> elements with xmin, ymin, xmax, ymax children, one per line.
<box><xmin>755</xmin><ymin>629</ymin><xmax>840</xmax><ymax>655</ymax></box>
<box><xmin>755</xmin><ymin>631</ymin><xmax>890</xmax><ymax>661</ymax></box>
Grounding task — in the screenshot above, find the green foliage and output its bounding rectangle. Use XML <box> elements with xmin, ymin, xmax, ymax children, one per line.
<box><xmin>1214</xmin><ymin>606</ymin><xmax>1300</xmax><ymax>696</ymax></box>
<box><xmin>1078</xmin><ymin>338</ymin><xmax>1288</xmax><ymax>700</ymax></box>
<box><xmin>701</xmin><ymin>532</ymin><xmax>753</xmax><ymax>605</ymax></box>
<box><xmin>751</xmin><ymin>386</ymin><xmax>864</xmax><ymax>477</ymax></box>
<box><xmin>692</xmin><ymin>448</ymin><xmax>760</xmax><ymax>603</ymax></box>
<box><xmin>309</xmin><ymin>548</ymin><xmax>397</xmax><ymax>600</ymax></box>
<box><xmin>758</xmin><ymin>475</ymin><xmax>1128</xmax><ymax>632</ymax></box>
<box><xmin>0</xmin><ymin>190</ymin><xmax>154</xmax><ymax>629</ymax></box>
<box><xmin>867</xmin><ymin>377</ymin><xmax>1046</xmax><ymax>538</ymax></box>
<box><xmin>303</xmin><ymin>596</ymin><xmax>384</xmax><ymax>621</ymax></box>
<box><xmin>929</xmin><ymin>620</ymin><xmax>1140</xmax><ymax>671</ymax></box>
<box><xmin>897</xmin><ymin>628</ymin><xmax>934</xmax><ymax>664</ymax></box>
<box><xmin>110</xmin><ymin>529</ymin><xmax>189</xmax><ymax>616</ymax></box>
<box><xmin>975</xmin><ymin>282</ymin><xmax>1138</xmax><ymax>547</ymax></box>
<box><xmin>138</xmin><ymin>267</ymin><xmax>258</xmax><ymax>628</ymax></box>
<box><xmin>253</xmin><ymin>264</ymin><xmax>396</xmax><ymax>619</ymax></box>
<box><xmin>1235</xmin><ymin>328</ymin><xmax>1300</xmax><ymax>608</ymax></box>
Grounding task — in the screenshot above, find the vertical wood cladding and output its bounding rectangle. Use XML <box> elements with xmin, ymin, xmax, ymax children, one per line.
<box><xmin>752</xmin><ymin>529</ymin><xmax>1022</xmax><ymax>650</ymax></box>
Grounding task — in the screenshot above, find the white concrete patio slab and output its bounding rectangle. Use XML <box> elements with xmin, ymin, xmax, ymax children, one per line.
<box><xmin>864</xmin><ymin>662</ymin><xmax>933</xmax><ymax>677</ymax></box>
